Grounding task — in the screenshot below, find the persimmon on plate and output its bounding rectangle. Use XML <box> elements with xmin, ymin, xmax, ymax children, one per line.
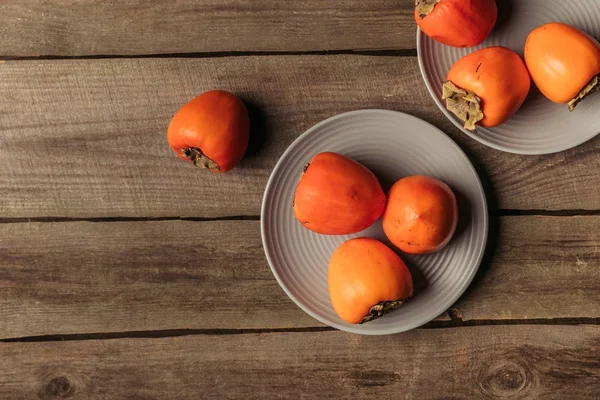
<box><xmin>328</xmin><ymin>238</ymin><xmax>413</xmax><ymax>324</ymax></box>
<box><xmin>417</xmin><ymin>0</ymin><xmax>600</xmax><ymax>154</ymax></box>
<box><xmin>442</xmin><ymin>46</ymin><xmax>531</xmax><ymax>131</ymax></box>
<box><xmin>261</xmin><ymin>110</ymin><xmax>488</xmax><ymax>335</ymax></box>
<box><xmin>383</xmin><ymin>175</ymin><xmax>458</xmax><ymax>255</ymax></box>
<box><xmin>524</xmin><ymin>22</ymin><xmax>600</xmax><ymax>111</ymax></box>
<box><xmin>415</xmin><ymin>0</ymin><xmax>497</xmax><ymax>48</ymax></box>
<box><xmin>292</xmin><ymin>152</ymin><xmax>386</xmax><ymax>235</ymax></box>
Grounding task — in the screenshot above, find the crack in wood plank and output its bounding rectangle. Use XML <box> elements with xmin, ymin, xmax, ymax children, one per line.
<box><xmin>1</xmin><ymin>318</ymin><xmax>598</xmax><ymax>343</ymax></box>
<box><xmin>1</xmin><ymin>210</ymin><xmax>600</xmax><ymax>224</ymax></box>
<box><xmin>0</xmin><ymin>215</ymin><xmax>262</xmax><ymax>224</ymax></box>
<box><xmin>0</xmin><ymin>49</ymin><xmax>419</xmax><ymax>61</ymax></box>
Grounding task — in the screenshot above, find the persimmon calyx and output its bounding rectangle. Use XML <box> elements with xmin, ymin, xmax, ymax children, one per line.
<box><xmin>442</xmin><ymin>81</ymin><xmax>484</xmax><ymax>131</ymax></box>
<box><xmin>568</xmin><ymin>74</ymin><xmax>600</xmax><ymax>112</ymax></box>
<box><xmin>416</xmin><ymin>0</ymin><xmax>442</xmax><ymax>19</ymax></box>
<box><xmin>360</xmin><ymin>300</ymin><xmax>406</xmax><ymax>324</ymax></box>
<box><xmin>292</xmin><ymin>163</ymin><xmax>310</xmax><ymax>208</ymax></box>
<box><xmin>302</xmin><ymin>163</ymin><xmax>310</xmax><ymax>176</ymax></box>
<box><xmin>181</xmin><ymin>147</ymin><xmax>220</xmax><ymax>171</ymax></box>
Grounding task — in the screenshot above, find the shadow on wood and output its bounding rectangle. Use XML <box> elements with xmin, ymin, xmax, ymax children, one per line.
<box><xmin>241</xmin><ymin>97</ymin><xmax>270</xmax><ymax>160</ymax></box>
<box><xmin>455</xmin><ymin>154</ymin><xmax>501</xmax><ymax>311</ymax></box>
<box><xmin>452</xmin><ymin>186</ymin><xmax>472</xmax><ymax>240</ymax></box>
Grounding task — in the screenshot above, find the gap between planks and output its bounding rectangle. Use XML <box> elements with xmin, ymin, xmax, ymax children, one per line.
<box><xmin>0</xmin><ymin>49</ymin><xmax>418</xmax><ymax>62</ymax></box>
<box><xmin>1</xmin><ymin>318</ymin><xmax>598</xmax><ymax>343</ymax></box>
<box><xmin>0</xmin><ymin>215</ymin><xmax>262</xmax><ymax>224</ymax></box>
<box><xmin>1</xmin><ymin>210</ymin><xmax>600</xmax><ymax>224</ymax></box>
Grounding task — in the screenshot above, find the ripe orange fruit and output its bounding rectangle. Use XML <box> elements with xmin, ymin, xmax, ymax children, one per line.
<box><xmin>293</xmin><ymin>152</ymin><xmax>386</xmax><ymax>235</ymax></box>
<box><xmin>167</xmin><ymin>90</ymin><xmax>250</xmax><ymax>173</ymax></box>
<box><xmin>382</xmin><ymin>175</ymin><xmax>458</xmax><ymax>255</ymax></box>
<box><xmin>415</xmin><ymin>0</ymin><xmax>497</xmax><ymax>48</ymax></box>
<box><xmin>524</xmin><ymin>22</ymin><xmax>600</xmax><ymax>111</ymax></box>
<box><xmin>443</xmin><ymin>46</ymin><xmax>531</xmax><ymax>130</ymax></box>
<box><xmin>328</xmin><ymin>237</ymin><xmax>414</xmax><ymax>324</ymax></box>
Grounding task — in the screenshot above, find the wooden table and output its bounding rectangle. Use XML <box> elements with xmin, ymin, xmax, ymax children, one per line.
<box><xmin>1</xmin><ymin>1</ymin><xmax>599</xmax><ymax>399</ymax></box>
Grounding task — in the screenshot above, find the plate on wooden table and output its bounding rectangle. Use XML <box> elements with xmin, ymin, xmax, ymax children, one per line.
<box><xmin>417</xmin><ymin>0</ymin><xmax>600</xmax><ymax>155</ymax></box>
<box><xmin>261</xmin><ymin>110</ymin><xmax>488</xmax><ymax>335</ymax></box>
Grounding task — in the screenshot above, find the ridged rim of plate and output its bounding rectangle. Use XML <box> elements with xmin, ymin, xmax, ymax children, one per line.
<box><xmin>416</xmin><ymin>0</ymin><xmax>600</xmax><ymax>155</ymax></box>
<box><xmin>261</xmin><ymin>109</ymin><xmax>488</xmax><ymax>335</ymax></box>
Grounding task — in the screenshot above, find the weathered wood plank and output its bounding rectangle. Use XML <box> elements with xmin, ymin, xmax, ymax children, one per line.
<box><xmin>0</xmin><ymin>56</ymin><xmax>598</xmax><ymax>218</ymax></box>
<box><xmin>1</xmin><ymin>326</ymin><xmax>599</xmax><ymax>399</ymax></box>
<box><xmin>451</xmin><ymin>215</ymin><xmax>600</xmax><ymax>321</ymax></box>
<box><xmin>0</xmin><ymin>219</ymin><xmax>301</xmax><ymax>338</ymax></box>
<box><xmin>1</xmin><ymin>216</ymin><xmax>598</xmax><ymax>338</ymax></box>
<box><xmin>0</xmin><ymin>0</ymin><xmax>415</xmax><ymax>56</ymax></box>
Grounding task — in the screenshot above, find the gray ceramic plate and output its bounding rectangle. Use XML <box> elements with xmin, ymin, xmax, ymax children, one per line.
<box><xmin>261</xmin><ymin>110</ymin><xmax>488</xmax><ymax>335</ymax></box>
<box><xmin>417</xmin><ymin>0</ymin><xmax>600</xmax><ymax>155</ymax></box>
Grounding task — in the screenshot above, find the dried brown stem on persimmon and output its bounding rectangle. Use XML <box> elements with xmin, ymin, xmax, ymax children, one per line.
<box><xmin>442</xmin><ymin>81</ymin><xmax>484</xmax><ymax>131</ymax></box>
<box><xmin>302</xmin><ymin>163</ymin><xmax>310</xmax><ymax>175</ymax></box>
<box><xmin>181</xmin><ymin>147</ymin><xmax>220</xmax><ymax>171</ymax></box>
<box><xmin>292</xmin><ymin>163</ymin><xmax>311</xmax><ymax>208</ymax></box>
<box><xmin>360</xmin><ymin>300</ymin><xmax>406</xmax><ymax>324</ymax></box>
<box><xmin>416</xmin><ymin>0</ymin><xmax>442</xmax><ymax>19</ymax></box>
<box><xmin>568</xmin><ymin>74</ymin><xmax>600</xmax><ymax>112</ymax></box>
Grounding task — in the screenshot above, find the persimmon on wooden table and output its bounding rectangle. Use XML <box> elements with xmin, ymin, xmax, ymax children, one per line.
<box><xmin>0</xmin><ymin>1</ymin><xmax>598</xmax><ymax>399</ymax></box>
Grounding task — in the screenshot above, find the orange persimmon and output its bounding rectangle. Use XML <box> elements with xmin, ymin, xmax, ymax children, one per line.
<box><xmin>167</xmin><ymin>90</ymin><xmax>250</xmax><ymax>173</ymax></box>
<box><xmin>328</xmin><ymin>237</ymin><xmax>414</xmax><ymax>324</ymax></box>
<box><xmin>415</xmin><ymin>0</ymin><xmax>497</xmax><ymax>48</ymax></box>
<box><xmin>382</xmin><ymin>175</ymin><xmax>458</xmax><ymax>255</ymax></box>
<box><xmin>524</xmin><ymin>22</ymin><xmax>600</xmax><ymax>111</ymax></box>
<box><xmin>443</xmin><ymin>46</ymin><xmax>531</xmax><ymax>130</ymax></box>
<box><xmin>293</xmin><ymin>152</ymin><xmax>386</xmax><ymax>235</ymax></box>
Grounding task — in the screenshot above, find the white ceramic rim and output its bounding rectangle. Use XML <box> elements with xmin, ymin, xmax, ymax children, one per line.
<box><xmin>260</xmin><ymin>109</ymin><xmax>489</xmax><ymax>335</ymax></box>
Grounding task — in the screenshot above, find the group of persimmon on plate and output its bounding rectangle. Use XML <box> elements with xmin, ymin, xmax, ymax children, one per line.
<box><xmin>166</xmin><ymin>0</ymin><xmax>600</xmax><ymax>335</ymax></box>
<box><xmin>418</xmin><ymin>0</ymin><xmax>600</xmax><ymax>155</ymax></box>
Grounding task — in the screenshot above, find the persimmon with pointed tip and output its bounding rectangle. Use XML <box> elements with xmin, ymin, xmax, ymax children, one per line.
<box><xmin>383</xmin><ymin>175</ymin><xmax>458</xmax><ymax>255</ymax></box>
<box><xmin>167</xmin><ymin>90</ymin><xmax>250</xmax><ymax>173</ymax></box>
<box><xmin>524</xmin><ymin>22</ymin><xmax>600</xmax><ymax>111</ymax></box>
<box><xmin>293</xmin><ymin>152</ymin><xmax>386</xmax><ymax>235</ymax></box>
<box><xmin>328</xmin><ymin>237</ymin><xmax>414</xmax><ymax>324</ymax></box>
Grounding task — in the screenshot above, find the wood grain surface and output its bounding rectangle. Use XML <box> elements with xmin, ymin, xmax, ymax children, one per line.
<box><xmin>1</xmin><ymin>216</ymin><xmax>598</xmax><ymax>339</ymax></box>
<box><xmin>1</xmin><ymin>325</ymin><xmax>599</xmax><ymax>399</ymax></box>
<box><xmin>1</xmin><ymin>56</ymin><xmax>598</xmax><ymax>219</ymax></box>
<box><xmin>0</xmin><ymin>0</ymin><xmax>415</xmax><ymax>57</ymax></box>
<box><xmin>1</xmin><ymin>2</ymin><xmax>599</xmax><ymax>399</ymax></box>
